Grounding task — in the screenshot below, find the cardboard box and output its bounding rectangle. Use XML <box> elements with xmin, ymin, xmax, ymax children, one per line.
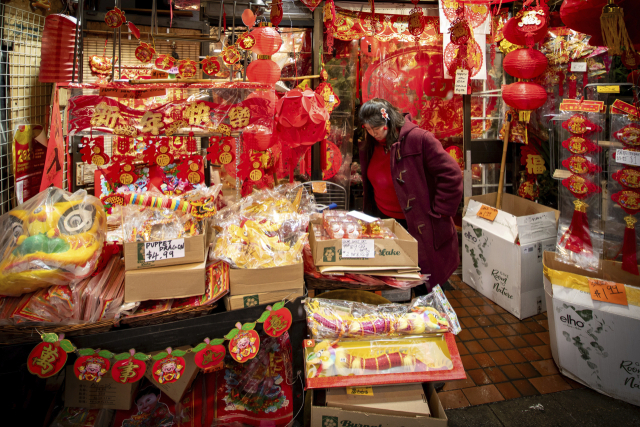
<box><xmin>326</xmin><ymin>384</ymin><xmax>431</xmax><ymax>417</ymax></box>
<box><xmin>311</xmin><ymin>383</ymin><xmax>447</xmax><ymax>427</ymax></box>
<box><xmin>124</xmin><ymin>233</ymin><xmax>206</xmax><ymax>271</ymax></box>
<box><xmin>224</xmin><ymin>287</ymin><xmax>304</xmax><ymax>310</ymax></box>
<box><xmin>543</xmin><ymin>251</ymin><xmax>640</xmax><ymax>407</ymax></box>
<box><xmin>65</xmin><ymin>366</ymin><xmax>137</xmax><ymax>410</ymax></box>
<box><xmin>309</xmin><ymin>219</ymin><xmax>419</xmax><ymax>269</ymax></box>
<box><xmin>125</xmin><ymin>261</ymin><xmax>206</xmax><ymax>302</ymax></box>
<box><xmin>229</xmin><ymin>263</ymin><xmax>303</xmax><ymax>296</ymax></box>
<box><xmin>143</xmin><ymin>347</ymin><xmax>199</xmax><ymax>403</ymax></box>
<box><xmin>462</xmin><ymin>193</ymin><xmax>559</xmax><ymax>319</ymax></box>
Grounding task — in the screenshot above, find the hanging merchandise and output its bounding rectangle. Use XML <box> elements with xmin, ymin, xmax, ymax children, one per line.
<box><xmin>247</xmin><ymin>23</ymin><xmax>283</xmax><ymax>85</ymax></box>
<box><xmin>105</xmin><ymin>7</ymin><xmax>126</xmax><ymax>28</ymax></box>
<box><xmin>439</xmin><ymin>0</ymin><xmax>491</xmax><ymax>35</ymax></box>
<box><xmin>178</xmin><ymin>60</ymin><xmax>198</xmax><ymax>78</ymax></box>
<box><xmin>152</xmin><ymin>348</ymin><xmax>186</xmax><ymax>384</ymax></box>
<box><xmin>270</xmin><ymin>0</ymin><xmax>283</xmax><ymax>28</ymax></box>
<box><xmin>315</xmin><ymin>82</ymin><xmax>340</xmax><ymax>114</ymax></box>
<box><xmin>27</xmin><ymin>333</ymin><xmax>76</xmax><ymax>378</ymax></box>
<box><xmin>445</xmin><ymin>146</ymin><xmax>464</xmax><ymax>170</ymax></box>
<box><xmin>237</xmin><ymin>32</ymin><xmax>256</xmax><ymax>51</ymax></box>
<box><xmin>135</xmin><ymin>42</ymin><xmax>155</xmax><ymax>63</ymax></box>
<box><xmin>111</xmin><ymin>350</ymin><xmax>148</xmax><ymax>383</ymax></box>
<box><xmin>222</xmin><ymin>46</ymin><xmax>242</xmax><ymax>66</ymax></box>
<box><xmin>74</xmin><ymin>352</ymin><xmax>111</xmax><ymax>382</ymax></box>
<box><xmin>242</xmin><ymin>8</ymin><xmax>256</xmax><ymax>28</ymax></box>
<box><xmin>501</xmin><ymin>44</ymin><xmax>548</xmax><ymax>122</ymax></box>
<box><xmin>322</xmin><ymin>140</ymin><xmax>342</xmax><ymax>180</ymax></box>
<box><xmin>201</xmin><ymin>56</ymin><xmax>221</xmax><ymax>76</ymax></box>
<box><xmin>79</xmin><ymin>136</ymin><xmax>110</xmax><ymax>166</ymax></box>
<box><xmin>194</xmin><ymin>338</ymin><xmax>226</xmax><ymax>372</ymax></box>
<box><xmin>89</xmin><ymin>56</ymin><xmax>117</xmax><ymax>77</ymax></box>
<box><xmin>155</xmin><ymin>54</ymin><xmax>178</xmax><ymax>71</ymax></box>
<box><xmin>503</xmin><ymin>0</ymin><xmax>549</xmax><ymax>47</ymax></box>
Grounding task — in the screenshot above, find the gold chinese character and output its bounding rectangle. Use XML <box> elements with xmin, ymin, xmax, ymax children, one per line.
<box><xmin>141</xmin><ymin>111</ymin><xmax>164</xmax><ymax>136</ymax></box>
<box><xmin>268</xmin><ymin>314</ymin><xmax>287</xmax><ymax>334</ymax></box>
<box><xmin>32</xmin><ymin>344</ymin><xmax>59</xmax><ymax>375</ymax></box>
<box><xmin>117</xmin><ymin>361</ymin><xmax>138</xmax><ymax>383</ymax></box>
<box><xmin>229</xmin><ymin>106</ymin><xmax>250</xmax><ymax>129</ymax></box>
<box><xmin>184</xmin><ymin>102</ymin><xmax>211</xmax><ymax>126</ymax></box>
<box><xmin>526</xmin><ymin>154</ymin><xmax>546</xmax><ymax>174</ymax></box>
<box><xmin>91</xmin><ymin>102</ymin><xmax>122</xmax><ymax>129</ymax></box>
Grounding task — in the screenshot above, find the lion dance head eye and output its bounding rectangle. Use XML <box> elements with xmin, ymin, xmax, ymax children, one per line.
<box><xmin>58</xmin><ymin>204</ymin><xmax>96</xmax><ymax>235</ymax></box>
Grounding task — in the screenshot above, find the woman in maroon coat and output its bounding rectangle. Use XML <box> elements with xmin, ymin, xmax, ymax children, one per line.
<box><xmin>359</xmin><ymin>98</ymin><xmax>463</xmax><ymax>292</ymax></box>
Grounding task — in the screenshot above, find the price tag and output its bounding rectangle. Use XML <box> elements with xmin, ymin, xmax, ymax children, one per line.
<box><xmin>341</xmin><ymin>239</ymin><xmax>375</xmax><ymax>258</ymax></box>
<box><xmin>588</xmin><ymin>279</ymin><xmax>628</xmax><ymax>306</ymax></box>
<box><xmin>454</xmin><ymin>69</ymin><xmax>469</xmax><ymax>95</ymax></box>
<box><xmin>144</xmin><ymin>238</ymin><xmax>186</xmax><ymax>262</ymax></box>
<box><xmin>476</xmin><ymin>205</ymin><xmax>498</xmax><ymax>222</ymax></box>
<box><xmin>347</xmin><ymin>386</ymin><xmax>374</xmax><ymax>396</ymax></box>
<box><xmin>312</xmin><ymin>181</ymin><xmax>327</xmax><ymax>193</ymax></box>
<box><xmin>597</xmin><ymin>85</ymin><xmax>620</xmax><ymax>93</ymax></box>
<box><xmin>616</xmin><ymin>149</ymin><xmax>640</xmax><ymax>167</ymax></box>
<box><xmin>329</xmin><ymin>95</ymin><xmax>335</xmax><ymax>103</ymax></box>
<box><xmin>570</xmin><ymin>62</ymin><xmax>587</xmax><ymax>72</ymax></box>
<box><xmin>167</xmin><ymin>67</ymin><xmax>179</xmax><ymax>75</ymax></box>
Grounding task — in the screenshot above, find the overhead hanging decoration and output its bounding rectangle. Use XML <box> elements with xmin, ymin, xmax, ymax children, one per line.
<box><xmin>105</xmin><ymin>7</ymin><xmax>126</xmax><ymax>28</ymax></box>
<box><xmin>80</xmin><ymin>136</ymin><xmax>110</xmax><ymax>166</ymax></box>
<box><xmin>270</xmin><ymin>0</ymin><xmax>284</xmax><ymax>28</ymax></box>
<box><xmin>178</xmin><ymin>59</ymin><xmax>198</xmax><ymax>78</ymax></box>
<box><xmin>135</xmin><ymin>42</ymin><xmax>156</xmax><ymax>63</ymax></box>
<box><xmin>111</xmin><ymin>349</ymin><xmax>147</xmax><ymax>384</ymax></box>
<box><xmin>194</xmin><ymin>338</ymin><xmax>226</xmax><ymax>372</ymax></box>
<box><xmin>503</xmin><ymin>0</ymin><xmax>549</xmax><ymax>47</ymax></box>
<box><xmin>237</xmin><ymin>32</ymin><xmax>256</xmax><ymax>51</ymax></box>
<box><xmin>222</xmin><ymin>45</ymin><xmax>242</xmax><ymax>66</ymax></box>
<box><xmin>152</xmin><ymin>348</ymin><xmax>186</xmax><ymax>384</ymax></box>
<box><xmin>600</xmin><ymin>0</ymin><xmax>636</xmax><ymax>56</ymax></box>
<box><xmin>408</xmin><ymin>0</ymin><xmax>425</xmax><ymax>45</ymax></box>
<box><xmin>74</xmin><ymin>352</ymin><xmax>111</xmax><ymax>383</ymax></box>
<box><xmin>27</xmin><ymin>333</ymin><xmax>76</xmax><ymax>378</ymax></box>
<box><xmin>201</xmin><ymin>56</ymin><xmax>221</xmax><ymax>76</ymax></box>
<box><xmin>155</xmin><ymin>54</ymin><xmax>178</xmax><ymax>71</ymax></box>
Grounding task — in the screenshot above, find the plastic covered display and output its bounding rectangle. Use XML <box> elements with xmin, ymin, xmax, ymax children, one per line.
<box><xmin>304</xmin><ymin>333</ymin><xmax>465</xmax><ymax>388</ymax></box>
<box><xmin>0</xmin><ymin>188</ymin><xmax>106</xmax><ymax>297</ymax></box>
<box><xmin>211</xmin><ymin>185</ymin><xmax>312</xmax><ymax>269</ymax></box>
<box><xmin>304</xmin><ymin>285</ymin><xmax>460</xmax><ymax>340</ymax></box>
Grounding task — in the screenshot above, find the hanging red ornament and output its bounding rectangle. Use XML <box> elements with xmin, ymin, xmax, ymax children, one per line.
<box><xmin>74</xmin><ymin>354</ymin><xmax>110</xmax><ymax>383</ymax></box>
<box><xmin>408</xmin><ymin>6</ymin><xmax>424</xmax><ymax>44</ymax></box>
<box><xmin>155</xmin><ymin>54</ymin><xmax>177</xmax><ymax>71</ymax></box>
<box><xmin>613</xmin><ymin>168</ymin><xmax>640</xmax><ymax>190</ymax></box>
<box><xmin>152</xmin><ymin>349</ymin><xmax>185</xmax><ymax>385</ymax></box>
<box><xmin>27</xmin><ymin>334</ymin><xmax>75</xmax><ymax>378</ymax></box>
<box><xmin>322</xmin><ymin>141</ymin><xmax>342</xmax><ymax>180</ymax></box>
<box><xmin>562</xmin><ymin>155</ymin><xmax>601</xmax><ymax>175</ymax></box>
<box><xmin>562</xmin><ymin>114</ymin><xmax>602</xmax><ymax>136</ymax></box>
<box><xmin>614</xmin><ymin>123</ymin><xmax>640</xmax><ymax>147</ymax></box>
<box><xmin>518</xmin><ymin>177</ymin><xmax>540</xmax><ymax>201</ymax></box>
<box><xmin>502</xmin><ymin>82</ymin><xmax>547</xmax><ymax>121</ymax></box>
<box><xmin>562</xmin><ymin>136</ymin><xmax>602</xmax><ymax>155</ymax></box>
<box><xmin>263</xmin><ymin>303</ymin><xmax>292</xmax><ymax>337</ymax></box>
<box><xmin>135</xmin><ymin>42</ymin><xmax>155</xmax><ymax>63</ymax></box>
<box><xmin>201</xmin><ymin>56</ymin><xmax>221</xmax><ymax>76</ymax></box>
<box><xmin>152</xmin><ymin>140</ymin><xmax>175</xmax><ymax>167</ymax></box>
<box><xmin>445</xmin><ymin>146</ymin><xmax>464</xmax><ymax>171</ymax></box>
<box><xmin>300</xmin><ymin>0</ymin><xmax>322</xmax><ymax>12</ymax></box>
<box><xmin>111</xmin><ymin>350</ymin><xmax>147</xmax><ymax>384</ymax></box>
<box><xmin>80</xmin><ymin>136</ymin><xmax>110</xmax><ymax>166</ymax></box>
<box><xmin>611</xmin><ymin>190</ymin><xmax>640</xmax><ymax>275</ymax></box>
<box><xmin>194</xmin><ymin>338</ymin><xmax>226</xmax><ymax>372</ymax></box>
<box><xmin>107</xmin><ymin>160</ymin><xmax>139</xmax><ymax>186</ymax></box>
<box><xmin>178</xmin><ymin>60</ymin><xmax>198</xmax><ymax>78</ymax></box>
<box><xmin>105</xmin><ymin>7</ymin><xmax>126</xmax><ymax>28</ymax></box>
<box><xmin>246</xmin><ymin>58</ymin><xmax>281</xmax><ymax>85</ymax></box>
<box><xmin>128</xmin><ymin>22</ymin><xmax>141</xmax><ymax>39</ymax></box>
<box><xmin>271</xmin><ymin>0</ymin><xmax>283</xmax><ymax>28</ymax></box>
<box><xmin>241</xmin><ymin>9</ymin><xmax>256</xmax><ymax>28</ymax></box>
<box><xmin>177</xmin><ymin>155</ymin><xmax>204</xmax><ymax>185</ymax></box>
<box><xmin>251</xmin><ymin>24</ymin><xmax>283</xmax><ymax>56</ymax></box>
<box><xmin>222</xmin><ymin>46</ymin><xmax>242</xmax><ymax>66</ymax></box>
<box><xmin>228</xmin><ymin>323</ymin><xmax>260</xmax><ymax>364</ymax></box>
<box><xmin>503</xmin><ymin>2</ymin><xmax>548</xmax><ymax>47</ymax></box>
<box><xmin>503</xmin><ymin>48</ymin><xmax>547</xmax><ymax>79</ymax></box>
<box><xmin>315</xmin><ymin>82</ymin><xmax>340</xmax><ymax>114</ymax></box>
<box><xmin>237</xmin><ymin>32</ymin><xmax>256</xmax><ymax>51</ymax></box>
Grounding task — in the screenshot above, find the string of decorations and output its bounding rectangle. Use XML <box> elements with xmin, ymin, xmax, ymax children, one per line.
<box><xmin>27</xmin><ymin>300</ymin><xmax>294</xmax><ymax>385</ymax></box>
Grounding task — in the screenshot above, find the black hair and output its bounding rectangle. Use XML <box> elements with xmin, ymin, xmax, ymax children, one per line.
<box><xmin>358</xmin><ymin>98</ymin><xmax>405</xmax><ymax>155</ymax></box>
<box><xmin>136</xmin><ymin>385</ymin><xmax>161</xmax><ymax>403</ymax></box>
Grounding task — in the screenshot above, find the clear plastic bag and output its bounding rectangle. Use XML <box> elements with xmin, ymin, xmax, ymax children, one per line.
<box><xmin>304</xmin><ymin>285</ymin><xmax>460</xmax><ymax>340</ymax></box>
<box><xmin>0</xmin><ymin>187</ymin><xmax>106</xmax><ymax>297</ymax></box>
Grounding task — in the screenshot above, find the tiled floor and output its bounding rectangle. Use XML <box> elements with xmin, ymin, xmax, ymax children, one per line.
<box><xmin>437</xmin><ymin>274</ymin><xmax>583</xmax><ymax>409</ymax></box>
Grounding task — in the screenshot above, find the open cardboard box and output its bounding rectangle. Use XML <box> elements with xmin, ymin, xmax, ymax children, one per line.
<box><xmin>309</xmin><ymin>219</ymin><xmax>419</xmax><ymax>269</ymax></box>
<box><xmin>311</xmin><ymin>383</ymin><xmax>447</xmax><ymax>427</ymax></box>
<box><xmin>65</xmin><ymin>366</ymin><xmax>138</xmax><ymax>410</ymax></box>
<box><xmin>462</xmin><ymin>193</ymin><xmax>560</xmax><ymax>319</ymax></box>
<box><xmin>229</xmin><ymin>263</ymin><xmax>304</xmax><ymax>296</ymax></box>
<box><xmin>543</xmin><ymin>251</ymin><xmax>640</xmax><ymax>407</ymax></box>
<box><xmin>125</xmin><ymin>260</ymin><xmax>206</xmax><ymax>302</ymax></box>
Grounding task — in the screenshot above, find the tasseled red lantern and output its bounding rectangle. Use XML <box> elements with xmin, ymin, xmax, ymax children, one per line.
<box><xmin>251</xmin><ymin>24</ymin><xmax>283</xmax><ymax>56</ymax></box>
<box><xmin>503</xmin><ymin>48</ymin><xmax>548</xmax><ymax>80</ymax></box>
<box><xmin>246</xmin><ymin>57</ymin><xmax>281</xmax><ymax>85</ymax></box>
<box><xmin>502</xmin><ymin>82</ymin><xmax>547</xmax><ymax>121</ymax></box>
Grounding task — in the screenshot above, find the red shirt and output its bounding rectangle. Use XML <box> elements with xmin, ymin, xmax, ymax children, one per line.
<box><xmin>367</xmin><ymin>142</ymin><xmax>405</xmax><ymax>219</ymax></box>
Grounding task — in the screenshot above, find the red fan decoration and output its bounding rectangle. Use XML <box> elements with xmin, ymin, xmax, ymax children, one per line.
<box><xmin>611</xmin><ymin>190</ymin><xmax>640</xmax><ymax>275</ymax></box>
<box><xmin>105</xmin><ymin>7</ymin><xmax>126</xmax><ymax>28</ymax></box>
<box><xmin>562</xmin><ymin>155</ymin><xmax>601</xmax><ymax>175</ymax></box>
<box><xmin>80</xmin><ymin>136</ymin><xmax>110</xmax><ymax>166</ymax></box>
<box><xmin>614</xmin><ymin>123</ymin><xmax>640</xmax><ymax>147</ymax></box>
<box><xmin>559</xmin><ymin>175</ymin><xmax>601</xmax><ymax>256</ymax></box>
<box><xmin>155</xmin><ymin>54</ymin><xmax>177</xmax><ymax>71</ymax></box>
<box><xmin>202</xmin><ymin>57</ymin><xmax>221</xmax><ymax>76</ymax></box>
<box><xmin>178</xmin><ymin>60</ymin><xmax>198</xmax><ymax>78</ymax></box>
<box><xmin>562</xmin><ymin>136</ymin><xmax>602</xmax><ymax>155</ymax></box>
<box><xmin>135</xmin><ymin>42</ymin><xmax>155</xmax><ymax>63</ymax></box>
<box><xmin>275</xmin><ymin>89</ymin><xmax>329</xmax><ymax>148</ymax></box>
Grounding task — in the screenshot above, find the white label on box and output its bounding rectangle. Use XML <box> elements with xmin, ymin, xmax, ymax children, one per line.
<box><xmin>570</xmin><ymin>62</ymin><xmax>587</xmax><ymax>72</ymax></box>
<box><xmin>616</xmin><ymin>149</ymin><xmax>640</xmax><ymax>167</ymax></box>
<box><xmin>341</xmin><ymin>239</ymin><xmax>375</xmax><ymax>258</ymax></box>
<box><xmin>454</xmin><ymin>69</ymin><xmax>469</xmax><ymax>95</ymax></box>
<box><xmin>144</xmin><ymin>238</ymin><xmax>185</xmax><ymax>262</ymax></box>
<box><xmin>347</xmin><ymin>211</ymin><xmax>378</xmax><ymax>223</ymax></box>
<box><xmin>516</xmin><ymin>211</ymin><xmax>557</xmax><ymax>245</ymax></box>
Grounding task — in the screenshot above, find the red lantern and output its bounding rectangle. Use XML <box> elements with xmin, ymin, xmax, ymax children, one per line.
<box><xmin>503</xmin><ymin>48</ymin><xmax>548</xmax><ymax>79</ymax></box>
<box><xmin>246</xmin><ymin>58</ymin><xmax>281</xmax><ymax>85</ymax></box>
<box><xmin>503</xmin><ymin>14</ymin><xmax>547</xmax><ymax>47</ymax></box>
<box><xmin>502</xmin><ymin>82</ymin><xmax>548</xmax><ymax>121</ymax></box>
<box><xmin>251</xmin><ymin>25</ymin><xmax>283</xmax><ymax>56</ymax></box>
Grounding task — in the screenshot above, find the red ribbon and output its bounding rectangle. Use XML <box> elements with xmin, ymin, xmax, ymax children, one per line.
<box><xmin>560</xmin><ymin>201</ymin><xmax>593</xmax><ymax>255</ymax></box>
<box><xmin>622</xmin><ymin>223</ymin><xmax>639</xmax><ymax>275</ymax></box>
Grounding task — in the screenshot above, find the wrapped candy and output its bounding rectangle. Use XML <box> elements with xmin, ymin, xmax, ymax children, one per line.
<box><xmin>303</xmin><ymin>285</ymin><xmax>460</xmax><ymax>340</ymax></box>
<box><xmin>0</xmin><ymin>188</ymin><xmax>106</xmax><ymax>297</ymax></box>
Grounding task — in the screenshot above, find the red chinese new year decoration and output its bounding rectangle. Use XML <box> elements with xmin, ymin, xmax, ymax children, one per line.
<box><xmin>263</xmin><ymin>303</ymin><xmax>292</xmax><ymax>338</ymax></box>
<box><xmin>152</xmin><ymin>349</ymin><xmax>185</xmax><ymax>385</ymax></box>
<box><xmin>562</xmin><ymin>136</ymin><xmax>602</xmax><ymax>155</ymax></box>
<box><xmin>445</xmin><ymin>146</ymin><xmax>464</xmax><ymax>171</ymax></box>
<box><xmin>222</xmin><ymin>46</ymin><xmax>242</xmax><ymax>66</ymax></box>
<box><xmin>27</xmin><ymin>333</ymin><xmax>75</xmax><ymax>379</ymax></box>
<box><xmin>135</xmin><ymin>42</ymin><xmax>155</xmax><ymax>63</ymax></box>
<box><xmin>177</xmin><ymin>155</ymin><xmax>204</xmax><ymax>185</ymax></box>
<box><xmin>201</xmin><ymin>57</ymin><xmax>221</xmax><ymax>76</ymax></box>
<box><xmin>562</xmin><ymin>155</ymin><xmax>601</xmax><ymax>175</ymax></box>
<box><xmin>107</xmin><ymin>159</ymin><xmax>139</xmax><ymax>186</ymax></box>
<box><xmin>322</xmin><ymin>141</ymin><xmax>342</xmax><ymax>180</ymax></box>
<box><xmin>80</xmin><ymin>136</ymin><xmax>110</xmax><ymax>166</ymax></box>
<box><xmin>271</xmin><ymin>0</ymin><xmax>283</xmax><ymax>28</ymax></box>
<box><xmin>178</xmin><ymin>60</ymin><xmax>198</xmax><ymax>78</ymax></box>
<box><xmin>611</xmin><ymin>190</ymin><xmax>639</xmax><ymax>275</ymax></box>
<box><xmin>89</xmin><ymin>56</ymin><xmax>116</xmax><ymax>76</ymax></box>
<box><xmin>237</xmin><ymin>32</ymin><xmax>256</xmax><ymax>51</ymax></box>
<box><xmin>562</xmin><ymin>114</ymin><xmax>602</xmax><ymax>135</ymax></box>
<box><xmin>300</xmin><ymin>0</ymin><xmax>322</xmax><ymax>12</ymax></box>
<box><xmin>194</xmin><ymin>338</ymin><xmax>226</xmax><ymax>372</ymax></box>
<box><xmin>613</xmin><ymin>168</ymin><xmax>640</xmax><ymax>190</ymax></box>
<box><xmin>105</xmin><ymin>7</ymin><xmax>126</xmax><ymax>28</ymax></box>
<box><xmin>246</xmin><ymin>58</ymin><xmax>281</xmax><ymax>85</ymax></box>
<box><xmin>128</xmin><ymin>22</ymin><xmax>141</xmax><ymax>39</ymax></box>
<box><xmin>559</xmin><ymin>175</ymin><xmax>601</xmax><ymax>256</ymax></box>
<box><xmin>242</xmin><ymin>9</ymin><xmax>256</xmax><ymax>28</ymax></box>
<box><xmin>74</xmin><ymin>354</ymin><xmax>110</xmax><ymax>383</ymax></box>
<box><xmin>155</xmin><ymin>54</ymin><xmax>177</xmax><ymax>71</ymax></box>
<box><xmin>111</xmin><ymin>354</ymin><xmax>147</xmax><ymax>384</ymax></box>
<box><xmin>518</xmin><ymin>177</ymin><xmax>540</xmax><ymax>201</ymax></box>
<box><xmin>614</xmin><ymin>123</ymin><xmax>640</xmax><ymax>147</ymax></box>
<box><xmin>228</xmin><ymin>323</ymin><xmax>260</xmax><ymax>364</ymax></box>
<box><xmin>503</xmin><ymin>48</ymin><xmax>548</xmax><ymax>80</ymax></box>
<box><xmin>502</xmin><ymin>82</ymin><xmax>547</xmax><ymax>119</ymax></box>
<box><xmin>275</xmin><ymin>89</ymin><xmax>329</xmax><ymax>148</ymax></box>
<box><xmin>503</xmin><ymin>1</ymin><xmax>548</xmax><ymax>47</ymax></box>
<box><xmin>251</xmin><ymin>24</ymin><xmax>283</xmax><ymax>56</ymax></box>
<box><xmin>315</xmin><ymin>83</ymin><xmax>340</xmax><ymax>114</ymax></box>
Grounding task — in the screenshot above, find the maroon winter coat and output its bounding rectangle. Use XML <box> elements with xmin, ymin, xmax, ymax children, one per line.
<box><xmin>360</xmin><ymin>115</ymin><xmax>463</xmax><ymax>289</ymax></box>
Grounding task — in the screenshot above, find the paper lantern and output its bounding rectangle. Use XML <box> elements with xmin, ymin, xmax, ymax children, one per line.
<box><xmin>246</xmin><ymin>58</ymin><xmax>281</xmax><ymax>85</ymax></box>
<box><xmin>251</xmin><ymin>24</ymin><xmax>283</xmax><ymax>56</ymax></box>
<box><xmin>502</xmin><ymin>82</ymin><xmax>547</xmax><ymax>121</ymax></box>
<box><xmin>503</xmin><ymin>15</ymin><xmax>546</xmax><ymax>47</ymax></box>
<box><xmin>503</xmin><ymin>48</ymin><xmax>548</xmax><ymax>79</ymax></box>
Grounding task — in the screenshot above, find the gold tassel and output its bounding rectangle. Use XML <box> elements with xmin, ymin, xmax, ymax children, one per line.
<box><xmin>600</xmin><ymin>0</ymin><xmax>635</xmax><ymax>56</ymax></box>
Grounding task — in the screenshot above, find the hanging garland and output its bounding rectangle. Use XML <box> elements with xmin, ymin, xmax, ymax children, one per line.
<box><xmin>26</xmin><ymin>300</ymin><xmax>293</xmax><ymax>384</ymax></box>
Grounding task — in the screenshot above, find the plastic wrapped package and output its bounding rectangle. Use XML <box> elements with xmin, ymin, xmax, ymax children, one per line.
<box><xmin>0</xmin><ymin>187</ymin><xmax>106</xmax><ymax>297</ymax></box>
<box><xmin>211</xmin><ymin>187</ymin><xmax>309</xmax><ymax>269</ymax></box>
<box><xmin>49</xmin><ymin>407</ymin><xmax>114</xmax><ymax>427</ymax></box>
<box><xmin>0</xmin><ymin>296</ymin><xmax>21</xmax><ymax>325</ymax></box>
<box><xmin>304</xmin><ymin>285</ymin><xmax>460</xmax><ymax>340</ymax></box>
<box><xmin>304</xmin><ymin>334</ymin><xmax>462</xmax><ymax>388</ymax></box>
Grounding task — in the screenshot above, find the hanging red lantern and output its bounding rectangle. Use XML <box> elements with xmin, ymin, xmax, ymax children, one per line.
<box><xmin>251</xmin><ymin>24</ymin><xmax>283</xmax><ymax>56</ymax></box>
<box><xmin>503</xmin><ymin>47</ymin><xmax>548</xmax><ymax>79</ymax></box>
<box><xmin>503</xmin><ymin>5</ymin><xmax>548</xmax><ymax>47</ymax></box>
<box><xmin>408</xmin><ymin>7</ymin><xmax>424</xmax><ymax>42</ymax></box>
<box><xmin>246</xmin><ymin>57</ymin><xmax>281</xmax><ymax>85</ymax></box>
<box><xmin>502</xmin><ymin>82</ymin><xmax>547</xmax><ymax>121</ymax></box>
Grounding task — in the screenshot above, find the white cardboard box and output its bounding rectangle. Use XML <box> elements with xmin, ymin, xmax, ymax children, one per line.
<box><xmin>543</xmin><ymin>251</ymin><xmax>640</xmax><ymax>407</ymax></box>
<box><xmin>462</xmin><ymin>193</ymin><xmax>559</xmax><ymax>319</ymax></box>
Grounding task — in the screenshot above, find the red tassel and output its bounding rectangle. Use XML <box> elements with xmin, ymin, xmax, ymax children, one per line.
<box><xmin>223</xmin><ymin>11</ymin><xmax>227</xmax><ymax>31</ymax></box>
<box><xmin>568</xmin><ymin>74</ymin><xmax>577</xmax><ymax>99</ymax></box>
<box><xmin>306</xmin><ymin>148</ymin><xmax>312</xmax><ymax>176</ymax></box>
<box><xmin>560</xmin><ymin>200</ymin><xmax>593</xmax><ymax>255</ymax></box>
<box><xmin>558</xmin><ymin>70</ymin><xmax>565</xmax><ymax>97</ymax></box>
<box><xmin>320</xmin><ymin>139</ymin><xmax>327</xmax><ymax>171</ymax></box>
<box><xmin>622</xmin><ymin>216</ymin><xmax>639</xmax><ymax>275</ymax></box>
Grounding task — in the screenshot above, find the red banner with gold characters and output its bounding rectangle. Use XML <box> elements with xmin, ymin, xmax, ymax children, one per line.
<box><xmin>68</xmin><ymin>95</ymin><xmax>274</xmax><ymax>137</ymax></box>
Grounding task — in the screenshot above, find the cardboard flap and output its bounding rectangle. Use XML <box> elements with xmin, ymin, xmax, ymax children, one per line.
<box><xmin>464</xmin><ymin>199</ymin><xmax>519</xmax><ymax>243</ymax></box>
<box><xmin>516</xmin><ymin>211</ymin><xmax>557</xmax><ymax>245</ymax></box>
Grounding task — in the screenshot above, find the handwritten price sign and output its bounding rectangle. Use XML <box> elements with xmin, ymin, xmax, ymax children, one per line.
<box><xmin>616</xmin><ymin>149</ymin><xmax>640</xmax><ymax>167</ymax></box>
<box><xmin>588</xmin><ymin>279</ymin><xmax>628</xmax><ymax>306</ymax></box>
<box><xmin>476</xmin><ymin>205</ymin><xmax>499</xmax><ymax>222</ymax></box>
<box><xmin>144</xmin><ymin>238</ymin><xmax>186</xmax><ymax>262</ymax></box>
<box><xmin>341</xmin><ymin>239</ymin><xmax>375</xmax><ymax>258</ymax></box>
<box><xmin>346</xmin><ymin>386</ymin><xmax>374</xmax><ymax>396</ymax></box>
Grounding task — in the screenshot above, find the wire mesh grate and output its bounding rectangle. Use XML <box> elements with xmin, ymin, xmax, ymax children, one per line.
<box><xmin>0</xmin><ymin>4</ymin><xmax>58</xmax><ymax>214</ymax></box>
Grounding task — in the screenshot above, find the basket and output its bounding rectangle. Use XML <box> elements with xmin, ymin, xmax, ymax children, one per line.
<box><xmin>118</xmin><ymin>303</ymin><xmax>217</xmax><ymax>328</ymax></box>
<box><xmin>0</xmin><ymin>320</ymin><xmax>114</xmax><ymax>345</ymax></box>
<box><xmin>304</xmin><ymin>274</ymin><xmax>397</xmax><ymax>291</ymax></box>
